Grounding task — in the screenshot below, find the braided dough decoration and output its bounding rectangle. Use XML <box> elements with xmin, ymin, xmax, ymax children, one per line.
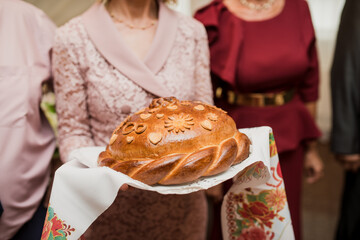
<box><xmin>98</xmin><ymin>97</ymin><xmax>251</xmax><ymax>185</ymax></box>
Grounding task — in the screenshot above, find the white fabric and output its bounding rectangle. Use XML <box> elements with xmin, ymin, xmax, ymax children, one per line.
<box><xmin>45</xmin><ymin>126</ymin><xmax>294</xmax><ymax>239</ymax></box>
<box><xmin>222</xmin><ymin>127</ymin><xmax>295</xmax><ymax>240</ymax></box>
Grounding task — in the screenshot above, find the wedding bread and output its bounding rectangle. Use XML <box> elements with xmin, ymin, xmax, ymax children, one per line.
<box><xmin>98</xmin><ymin>97</ymin><xmax>251</xmax><ymax>185</ymax></box>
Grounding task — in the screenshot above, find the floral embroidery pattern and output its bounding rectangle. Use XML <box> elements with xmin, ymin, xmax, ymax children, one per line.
<box><xmin>264</xmin><ymin>188</ymin><xmax>287</xmax><ymax>213</ymax></box>
<box><xmin>234</xmin><ymin>162</ymin><xmax>268</xmax><ymax>185</ymax></box>
<box><xmin>269</xmin><ymin>133</ymin><xmax>277</xmax><ymax>158</ymax></box>
<box><xmin>41</xmin><ymin>206</ymin><xmax>75</xmax><ymax>240</ymax></box>
<box><xmin>225</xmin><ymin>133</ymin><xmax>288</xmax><ymax>240</ymax></box>
<box><xmin>226</xmin><ymin>188</ymin><xmax>286</xmax><ymax>240</ymax></box>
<box><xmin>266</xmin><ymin>161</ymin><xmax>283</xmax><ymax>189</ymax></box>
<box><xmin>237</xmin><ymin>226</ymin><xmax>270</xmax><ymax>240</ymax></box>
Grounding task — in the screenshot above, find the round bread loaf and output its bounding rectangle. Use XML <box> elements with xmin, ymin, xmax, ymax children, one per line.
<box><xmin>98</xmin><ymin>97</ymin><xmax>251</xmax><ymax>185</ymax></box>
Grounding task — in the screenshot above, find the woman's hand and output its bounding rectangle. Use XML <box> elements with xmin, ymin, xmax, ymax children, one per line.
<box><xmin>335</xmin><ymin>154</ymin><xmax>360</xmax><ymax>172</ymax></box>
<box><xmin>304</xmin><ymin>141</ymin><xmax>324</xmax><ymax>184</ymax></box>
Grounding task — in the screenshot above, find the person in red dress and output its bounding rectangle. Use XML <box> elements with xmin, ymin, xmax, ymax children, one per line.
<box><xmin>195</xmin><ymin>0</ymin><xmax>324</xmax><ymax>239</ymax></box>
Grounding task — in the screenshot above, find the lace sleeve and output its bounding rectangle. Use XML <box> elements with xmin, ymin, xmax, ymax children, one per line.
<box><xmin>53</xmin><ymin>27</ymin><xmax>95</xmax><ymax>162</ymax></box>
<box><xmin>193</xmin><ymin>22</ymin><xmax>214</xmax><ymax>105</ymax></box>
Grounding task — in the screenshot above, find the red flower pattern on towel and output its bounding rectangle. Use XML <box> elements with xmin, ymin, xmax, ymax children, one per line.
<box><xmin>225</xmin><ymin>133</ymin><xmax>288</xmax><ymax>240</ymax></box>
<box><xmin>238</xmin><ymin>201</ymin><xmax>277</xmax><ymax>228</ymax></box>
<box><xmin>237</xmin><ymin>226</ymin><xmax>271</xmax><ymax>240</ymax></box>
<box><xmin>41</xmin><ymin>205</ymin><xmax>75</xmax><ymax>240</ymax></box>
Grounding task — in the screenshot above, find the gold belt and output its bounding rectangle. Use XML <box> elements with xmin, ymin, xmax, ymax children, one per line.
<box><xmin>215</xmin><ymin>87</ymin><xmax>295</xmax><ymax>107</ymax></box>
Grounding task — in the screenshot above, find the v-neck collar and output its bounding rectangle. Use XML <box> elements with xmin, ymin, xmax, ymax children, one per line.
<box><xmin>81</xmin><ymin>1</ymin><xmax>179</xmax><ymax>97</ymax></box>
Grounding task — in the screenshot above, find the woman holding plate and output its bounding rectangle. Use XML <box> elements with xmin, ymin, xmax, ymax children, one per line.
<box><xmin>53</xmin><ymin>0</ymin><xmax>213</xmax><ymax>239</ymax></box>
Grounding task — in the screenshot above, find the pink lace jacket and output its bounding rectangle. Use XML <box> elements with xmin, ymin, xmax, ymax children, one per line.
<box><xmin>53</xmin><ymin>2</ymin><xmax>213</xmax><ymax>239</ymax></box>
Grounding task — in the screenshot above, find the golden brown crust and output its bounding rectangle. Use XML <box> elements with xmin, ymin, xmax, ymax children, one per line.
<box><xmin>98</xmin><ymin>97</ymin><xmax>251</xmax><ymax>185</ymax></box>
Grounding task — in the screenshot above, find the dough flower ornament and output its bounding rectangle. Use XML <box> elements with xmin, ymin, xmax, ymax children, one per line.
<box><xmin>164</xmin><ymin>113</ymin><xmax>194</xmax><ymax>133</ymax></box>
